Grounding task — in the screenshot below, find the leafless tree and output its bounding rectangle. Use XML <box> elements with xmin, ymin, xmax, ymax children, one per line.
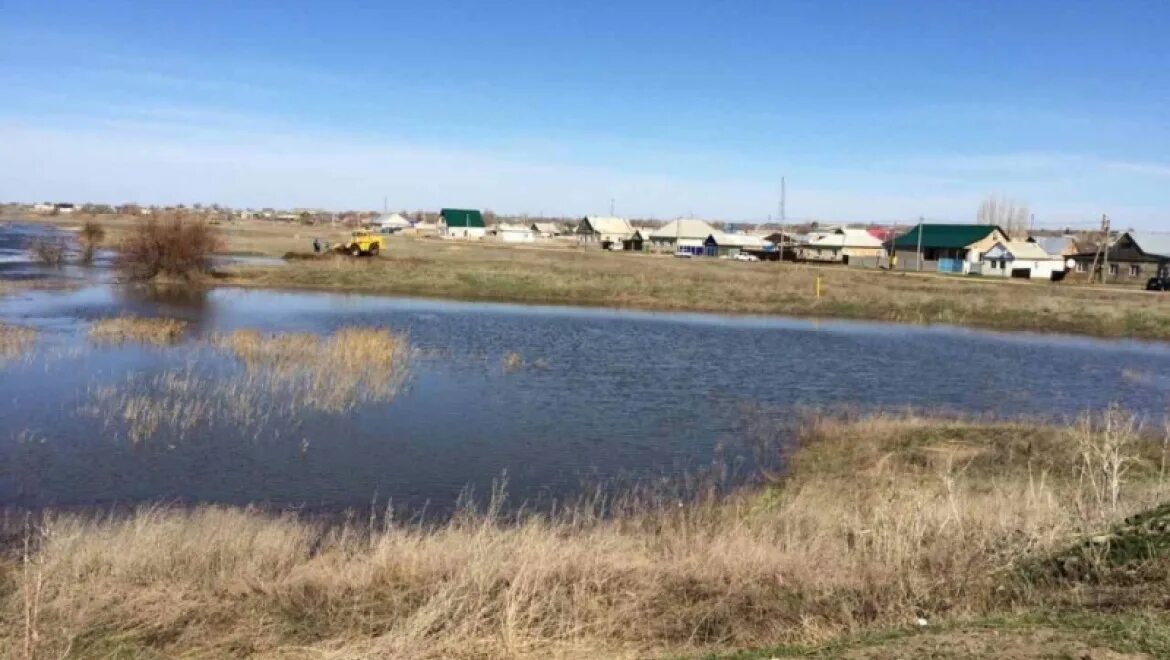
<box><xmin>977</xmin><ymin>195</ymin><xmax>1030</xmax><ymax>238</ymax></box>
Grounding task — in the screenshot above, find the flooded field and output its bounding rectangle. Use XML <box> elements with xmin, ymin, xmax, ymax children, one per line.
<box><xmin>3</xmin><ymin>222</ymin><xmax>1170</xmax><ymax>512</ymax></box>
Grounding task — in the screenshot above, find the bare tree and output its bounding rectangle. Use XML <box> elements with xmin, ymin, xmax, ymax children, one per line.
<box><xmin>977</xmin><ymin>195</ymin><xmax>1030</xmax><ymax>238</ymax></box>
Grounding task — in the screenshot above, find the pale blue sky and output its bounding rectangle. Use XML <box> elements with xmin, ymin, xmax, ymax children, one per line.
<box><xmin>2</xmin><ymin>1</ymin><xmax>1169</xmax><ymax>227</ymax></box>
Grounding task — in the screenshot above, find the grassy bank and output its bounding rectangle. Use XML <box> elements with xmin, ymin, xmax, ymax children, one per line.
<box><xmin>223</xmin><ymin>242</ymin><xmax>1170</xmax><ymax>341</ymax></box>
<box><xmin>4</xmin><ymin>410</ymin><xmax>1168</xmax><ymax>658</ymax></box>
<box><xmin>11</xmin><ymin>213</ymin><xmax>1170</xmax><ymax>340</ymax></box>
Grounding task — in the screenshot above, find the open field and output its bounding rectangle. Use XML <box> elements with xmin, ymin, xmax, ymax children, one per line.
<box><xmin>10</xmin><ymin>213</ymin><xmax>1170</xmax><ymax>340</ymax></box>
<box><xmin>3</xmin><ymin>410</ymin><xmax>1169</xmax><ymax>658</ymax></box>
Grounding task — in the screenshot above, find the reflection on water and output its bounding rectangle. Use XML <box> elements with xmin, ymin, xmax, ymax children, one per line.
<box><xmin>3</xmin><ymin>241</ymin><xmax>1170</xmax><ymax>512</ymax></box>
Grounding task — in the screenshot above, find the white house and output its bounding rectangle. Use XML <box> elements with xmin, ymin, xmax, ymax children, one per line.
<box><xmin>377</xmin><ymin>213</ymin><xmax>412</xmax><ymax>233</ymax></box>
<box><xmin>796</xmin><ymin>227</ymin><xmax>886</xmax><ymax>264</ymax></box>
<box><xmin>495</xmin><ymin>223</ymin><xmax>535</xmax><ymax>243</ymax></box>
<box><xmin>978</xmin><ymin>241</ymin><xmax>1067</xmax><ymax>280</ymax></box>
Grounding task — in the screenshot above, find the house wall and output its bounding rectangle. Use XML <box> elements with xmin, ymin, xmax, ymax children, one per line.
<box><xmin>842</xmin><ymin>246</ymin><xmax>886</xmax><ymax>259</ymax></box>
<box><xmin>499</xmin><ymin>230</ymin><xmax>534</xmax><ymax>243</ymax></box>
<box><xmin>980</xmin><ymin>259</ymin><xmax>1063</xmax><ymax>280</ymax></box>
<box><xmin>798</xmin><ymin>246</ymin><xmax>843</xmax><ymax>262</ymax></box>
<box><xmin>441</xmin><ymin>226</ymin><xmax>486</xmax><ymax>240</ymax></box>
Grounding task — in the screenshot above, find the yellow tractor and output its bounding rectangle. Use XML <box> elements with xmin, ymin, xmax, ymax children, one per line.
<box><xmin>338</xmin><ymin>230</ymin><xmax>385</xmax><ymax>257</ymax></box>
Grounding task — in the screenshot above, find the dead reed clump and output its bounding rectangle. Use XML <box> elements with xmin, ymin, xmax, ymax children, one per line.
<box><xmin>502</xmin><ymin>351</ymin><xmax>523</xmax><ymax>372</ymax></box>
<box><xmin>77</xmin><ymin>220</ymin><xmax>106</xmax><ymax>265</ymax></box>
<box><xmin>88</xmin><ymin>316</ymin><xmax>189</xmax><ymax>346</ymax></box>
<box><xmin>116</xmin><ymin>213</ymin><xmax>222</xmax><ymax>281</ymax></box>
<box><xmin>211</xmin><ymin>326</ymin><xmax>412</xmax><ymax>413</ymax></box>
<box><xmin>0</xmin><ymin>323</ymin><xmax>38</xmax><ymax>363</ymax></box>
<box><xmin>5</xmin><ymin>409</ymin><xmax>1168</xmax><ymax>658</ymax></box>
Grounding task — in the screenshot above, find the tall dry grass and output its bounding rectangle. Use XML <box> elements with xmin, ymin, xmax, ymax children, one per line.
<box><xmin>0</xmin><ymin>323</ymin><xmax>37</xmax><ymax>364</ymax></box>
<box><xmin>88</xmin><ymin>316</ymin><xmax>189</xmax><ymax>345</ymax></box>
<box><xmin>83</xmin><ymin>326</ymin><xmax>412</xmax><ymax>444</ymax></box>
<box><xmin>4</xmin><ymin>410</ymin><xmax>1167</xmax><ymax>658</ymax></box>
<box><xmin>116</xmin><ymin>213</ymin><xmax>222</xmax><ymax>281</ymax></box>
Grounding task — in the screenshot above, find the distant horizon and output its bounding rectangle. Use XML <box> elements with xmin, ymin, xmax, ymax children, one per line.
<box><xmin>3</xmin><ymin>1</ymin><xmax>1168</xmax><ymax>230</ymax></box>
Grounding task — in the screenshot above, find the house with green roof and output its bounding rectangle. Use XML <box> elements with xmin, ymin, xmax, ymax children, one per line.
<box><xmin>891</xmin><ymin>223</ymin><xmax>1010</xmax><ymax>274</ymax></box>
<box><xmin>439</xmin><ymin>208</ymin><xmax>486</xmax><ymax>239</ymax></box>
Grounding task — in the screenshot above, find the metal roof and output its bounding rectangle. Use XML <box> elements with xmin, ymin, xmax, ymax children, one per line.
<box><xmin>1126</xmin><ymin>232</ymin><xmax>1170</xmax><ymax>259</ymax></box>
<box><xmin>806</xmin><ymin>228</ymin><xmax>885</xmax><ymax>249</ymax></box>
<box><xmin>984</xmin><ymin>241</ymin><xmax>1058</xmax><ymax>261</ymax></box>
<box><xmin>440</xmin><ymin>208</ymin><xmax>485</xmax><ymax>228</ymax></box>
<box><xmin>579</xmin><ymin>216</ymin><xmax>633</xmax><ymax>236</ymax></box>
<box><xmin>650</xmin><ymin>219</ymin><xmax>717</xmax><ymax>240</ymax></box>
<box><xmin>1035</xmin><ymin>236</ymin><xmax>1078</xmax><ymax>256</ymax></box>
<box><xmin>892</xmin><ymin>224</ymin><xmax>1006</xmax><ymax>250</ymax></box>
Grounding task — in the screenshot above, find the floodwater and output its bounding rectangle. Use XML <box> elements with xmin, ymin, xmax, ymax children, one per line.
<box><xmin>3</xmin><ymin>222</ymin><xmax>1170</xmax><ymax>511</ymax></box>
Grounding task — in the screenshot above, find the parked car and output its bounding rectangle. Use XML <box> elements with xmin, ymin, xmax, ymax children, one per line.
<box><xmin>673</xmin><ymin>249</ymin><xmax>693</xmax><ymax>258</ymax></box>
<box><xmin>732</xmin><ymin>252</ymin><xmax>760</xmax><ymax>262</ymax></box>
<box><xmin>1146</xmin><ymin>276</ymin><xmax>1170</xmax><ymax>291</ymax></box>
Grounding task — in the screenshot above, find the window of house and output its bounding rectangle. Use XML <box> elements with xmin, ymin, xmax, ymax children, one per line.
<box><xmin>1109</xmin><ymin>263</ymin><xmax>1119</xmax><ymax>276</ymax></box>
<box><xmin>1076</xmin><ymin>261</ymin><xmax>1087</xmax><ymax>273</ymax></box>
<box><xmin>1129</xmin><ymin>264</ymin><xmax>1141</xmax><ymax>277</ymax></box>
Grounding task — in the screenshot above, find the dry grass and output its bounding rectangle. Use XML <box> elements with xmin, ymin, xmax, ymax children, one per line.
<box><xmin>83</xmin><ymin>326</ymin><xmax>412</xmax><ymax>444</ymax></box>
<box><xmin>4</xmin><ymin>410</ymin><xmax>1167</xmax><ymax>658</ymax></box>
<box><xmin>211</xmin><ymin>326</ymin><xmax>412</xmax><ymax>412</ymax></box>
<box><xmin>16</xmin><ymin>214</ymin><xmax>1170</xmax><ymax>339</ymax></box>
<box><xmin>0</xmin><ymin>323</ymin><xmax>37</xmax><ymax>363</ymax></box>
<box><xmin>88</xmin><ymin>316</ymin><xmax>188</xmax><ymax>345</ymax></box>
<box><xmin>221</xmin><ymin>237</ymin><xmax>1170</xmax><ymax>341</ymax></box>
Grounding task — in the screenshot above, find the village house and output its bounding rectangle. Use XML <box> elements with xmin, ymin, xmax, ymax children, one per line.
<box><xmin>796</xmin><ymin>227</ymin><xmax>886</xmax><ymax>265</ymax></box>
<box><xmin>1070</xmin><ymin>231</ymin><xmax>1170</xmax><ymax>281</ymax></box>
<box><xmin>891</xmin><ymin>223</ymin><xmax>1010</xmax><ymax>273</ymax></box>
<box><xmin>649</xmin><ymin>218</ymin><xmax>718</xmax><ymax>255</ymax></box>
<box><xmin>976</xmin><ymin>240</ymin><xmax>1067</xmax><ymax>280</ymax></box>
<box><xmin>575</xmin><ymin>216</ymin><xmax>634</xmax><ymax>249</ymax></box>
<box><xmin>377</xmin><ymin>213</ymin><xmax>412</xmax><ymax>234</ymax></box>
<box><xmin>704</xmin><ymin>231</ymin><xmax>769</xmax><ymax>258</ymax></box>
<box><xmin>494</xmin><ymin>223</ymin><xmax>536</xmax><ymax>243</ymax></box>
<box><xmin>530</xmin><ymin>222</ymin><xmax>562</xmax><ymax>238</ymax></box>
<box><xmin>440</xmin><ymin>208</ymin><xmax>487</xmax><ymax>239</ymax></box>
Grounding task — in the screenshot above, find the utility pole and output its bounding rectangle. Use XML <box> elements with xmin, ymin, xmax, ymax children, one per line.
<box><xmin>1088</xmin><ymin>214</ymin><xmax>1110</xmax><ymax>283</ymax></box>
<box><xmin>609</xmin><ymin>198</ymin><xmax>615</xmax><ymax>216</ymax></box>
<box><xmin>916</xmin><ymin>216</ymin><xmax>924</xmax><ymax>272</ymax></box>
<box><xmin>779</xmin><ymin>176</ymin><xmax>787</xmax><ymax>259</ymax></box>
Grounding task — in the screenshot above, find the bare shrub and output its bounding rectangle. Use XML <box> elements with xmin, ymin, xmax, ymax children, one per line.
<box><xmin>117</xmin><ymin>214</ymin><xmax>222</xmax><ymax>281</ymax></box>
<box><xmin>28</xmin><ymin>238</ymin><xmax>67</xmax><ymax>266</ymax></box>
<box><xmin>77</xmin><ymin>220</ymin><xmax>106</xmax><ymax>265</ymax></box>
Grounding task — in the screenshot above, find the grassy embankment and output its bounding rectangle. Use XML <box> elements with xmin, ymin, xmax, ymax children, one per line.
<box><xmin>11</xmin><ymin>213</ymin><xmax>1170</xmax><ymax>340</ymax></box>
<box><xmin>3</xmin><ymin>410</ymin><xmax>1169</xmax><ymax>658</ymax></box>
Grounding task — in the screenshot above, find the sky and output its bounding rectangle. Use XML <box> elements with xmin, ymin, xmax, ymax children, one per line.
<box><xmin>2</xmin><ymin>1</ymin><xmax>1169</xmax><ymax>228</ymax></box>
